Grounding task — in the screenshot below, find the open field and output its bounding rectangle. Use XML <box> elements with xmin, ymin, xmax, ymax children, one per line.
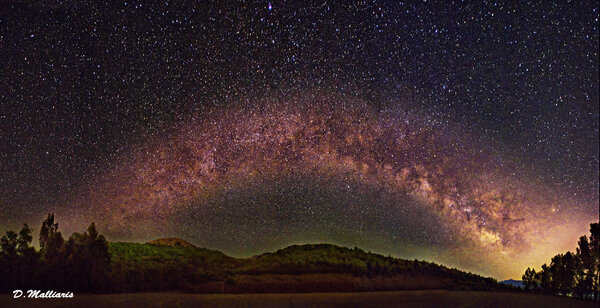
<box><xmin>0</xmin><ymin>290</ymin><xmax>596</xmax><ymax>308</ymax></box>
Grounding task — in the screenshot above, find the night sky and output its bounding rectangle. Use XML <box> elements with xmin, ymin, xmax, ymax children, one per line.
<box><xmin>0</xmin><ymin>1</ymin><xmax>598</xmax><ymax>280</ymax></box>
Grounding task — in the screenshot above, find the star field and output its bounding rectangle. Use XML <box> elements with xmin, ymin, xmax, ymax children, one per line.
<box><xmin>0</xmin><ymin>1</ymin><xmax>598</xmax><ymax>280</ymax></box>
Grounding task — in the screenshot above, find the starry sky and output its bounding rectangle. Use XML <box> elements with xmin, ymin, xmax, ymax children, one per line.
<box><xmin>0</xmin><ymin>1</ymin><xmax>598</xmax><ymax>280</ymax></box>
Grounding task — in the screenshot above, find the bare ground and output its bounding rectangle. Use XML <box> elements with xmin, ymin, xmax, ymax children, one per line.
<box><xmin>0</xmin><ymin>290</ymin><xmax>596</xmax><ymax>308</ymax></box>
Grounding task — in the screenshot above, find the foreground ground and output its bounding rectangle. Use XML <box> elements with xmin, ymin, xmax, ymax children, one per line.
<box><xmin>0</xmin><ymin>290</ymin><xmax>596</xmax><ymax>308</ymax></box>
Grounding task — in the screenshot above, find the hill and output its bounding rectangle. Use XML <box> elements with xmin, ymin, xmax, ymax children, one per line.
<box><xmin>107</xmin><ymin>241</ymin><xmax>510</xmax><ymax>293</ymax></box>
<box><xmin>146</xmin><ymin>237</ymin><xmax>196</xmax><ymax>247</ymax></box>
<box><xmin>500</xmin><ymin>279</ymin><xmax>524</xmax><ymax>288</ymax></box>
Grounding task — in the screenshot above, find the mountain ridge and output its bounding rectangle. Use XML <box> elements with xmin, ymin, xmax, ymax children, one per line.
<box><xmin>500</xmin><ymin>279</ymin><xmax>524</xmax><ymax>288</ymax></box>
<box><xmin>146</xmin><ymin>237</ymin><xmax>196</xmax><ymax>247</ymax></box>
<box><xmin>108</xmin><ymin>240</ymin><xmax>515</xmax><ymax>293</ymax></box>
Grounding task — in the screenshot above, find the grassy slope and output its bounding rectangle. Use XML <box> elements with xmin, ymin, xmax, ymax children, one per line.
<box><xmin>107</xmin><ymin>242</ymin><xmax>240</xmax><ymax>291</ymax></box>
<box><xmin>107</xmin><ymin>242</ymin><xmax>504</xmax><ymax>293</ymax></box>
<box><xmin>109</xmin><ymin>242</ymin><xmax>236</xmax><ymax>265</ymax></box>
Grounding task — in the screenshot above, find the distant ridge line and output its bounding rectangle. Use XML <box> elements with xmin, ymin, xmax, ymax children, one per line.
<box><xmin>146</xmin><ymin>237</ymin><xmax>196</xmax><ymax>247</ymax></box>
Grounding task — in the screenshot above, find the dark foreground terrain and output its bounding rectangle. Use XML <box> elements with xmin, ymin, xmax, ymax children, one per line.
<box><xmin>105</xmin><ymin>242</ymin><xmax>506</xmax><ymax>293</ymax></box>
<box><xmin>0</xmin><ymin>291</ymin><xmax>596</xmax><ymax>308</ymax></box>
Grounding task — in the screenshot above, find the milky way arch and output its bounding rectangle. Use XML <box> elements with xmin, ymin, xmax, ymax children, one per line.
<box><xmin>64</xmin><ymin>92</ymin><xmax>592</xmax><ymax>279</ymax></box>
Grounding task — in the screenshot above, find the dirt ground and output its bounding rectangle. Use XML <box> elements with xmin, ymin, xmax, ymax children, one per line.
<box><xmin>0</xmin><ymin>290</ymin><xmax>596</xmax><ymax>308</ymax></box>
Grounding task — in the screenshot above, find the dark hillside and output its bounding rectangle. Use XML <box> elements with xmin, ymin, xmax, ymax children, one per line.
<box><xmin>107</xmin><ymin>241</ymin><xmax>506</xmax><ymax>293</ymax></box>
<box><xmin>108</xmin><ymin>242</ymin><xmax>241</xmax><ymax>292</ymax></box>
<box><xmin>146</xmin><ymin>238</ymin><xmax>196</xmax><ymax>247</ymax></box>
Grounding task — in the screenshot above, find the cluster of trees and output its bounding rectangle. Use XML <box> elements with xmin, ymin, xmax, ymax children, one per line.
<box><xmin>2</xmin><ymin>214</ymin><xmax>538</xmax><ymax>294</ymax></box>
<box><xmin>239</xmin><ymin>244</ymin><xmax>500</xmax><ymax>290</ymax></box>
<box><xmin>522</xmin><ymin>222</ymin><xmax>599</xmax><ymax>300</ymax></box>
<box><xmin>2</xmin><ymin>216</ymin><xmax>505</xmax><ymax>293</ymax></box>
<box><xmin>107</xmin><ymin>242</ymin><xmax>234</xmax><ymax>292</ymax></box>
<box><xmin>0</xmin><ymin>214</ymin><xmax>110</xmax><ymax>292</ymax></box>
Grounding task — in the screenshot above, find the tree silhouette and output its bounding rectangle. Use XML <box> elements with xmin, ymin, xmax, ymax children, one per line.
<box><xmin>0</xmin><ymin>230</ymin><xmax>18</xmax><ymax>258</ymax></box>
<box><xmin>0</xmin><ymin>229</ymin><xmax>19</xmax><ymax>290</ymax></box>
<box><xmin>17</xmin><ymin>224</ymin><xmax>33</xmax><ymax>254</ymax></box>
<box><xmin>522</xmin><ymin>222</ymin><xmax>600</xmax><ymax>300</ymax></box>
<box><xmin>575</xmin><ymin>235</ymin><xmax>594</xmax><ymax>298</ymax></box>
<box><xmin>39</xmin><ymin>213</ymin><xmax>65</xmax><ymax>260</ymax></box>
<box><xmin>550</xmin><ymin>252</ymin><xmax>577</xmax><ymax>295</ymax></box>
<box><xmin>522</xmin><ymin>267</ymin><xmax>538</xmax><ymax>290</ymax></box>
<box><xmin>39</xmin><ymin>213</ymin><xmax>67</xmax><ymax>288</ymax></box>
<box><xmin>0</xmin><ymin>224</ymin><xmax>40</xmax><ymax>291</ymax></box>
<box><xmin>590</xmin><ymin>223</ymin><xmax>599</xmax><ymax>300</ymax></box>
<box><xmin>65</xmin><ymin>222</ymin><xmax>111</xmax><ymax>291</ymax></box>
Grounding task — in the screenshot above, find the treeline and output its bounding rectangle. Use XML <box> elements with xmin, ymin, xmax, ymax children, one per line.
<box><xmin>239</xmin><ymin>244</ymin><xmax>499</xmax><ymax>290</ymax></box>
<box><xmin>1</xmin><ymin>214</ymin><xmax>506</xmax><ymax>293</ymax></box>
<box><xmin>0</xmin><ymin>214</ymin><xmax>110</xmax><ymax>292</ymax></box>
<box><xmin>107</xmin><ymin>242</ymin><xmax>236</xmax><ymax>292</ymax></box>
<box><xmin>522</xmin><ymin>222</ymin><xmax>599</xmax><ymax>301</ymax></box>
<box><xmin>105</xmin><ymin>242</ymin><xmax>503</xmax><ymax>293</ymax></box>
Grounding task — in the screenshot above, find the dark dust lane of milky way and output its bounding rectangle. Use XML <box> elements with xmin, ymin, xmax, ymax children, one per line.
<box><xmin>0</xmin><ymin>1</ymin><xmax>597</xmax><ymax>280</ymax></box>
